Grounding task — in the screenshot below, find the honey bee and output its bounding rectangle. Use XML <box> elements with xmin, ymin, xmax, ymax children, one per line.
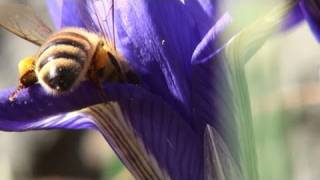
<box><xmin>0</xmin><ymin>3</ymin><xmax>138</xmax><ymax>101</ymax></box>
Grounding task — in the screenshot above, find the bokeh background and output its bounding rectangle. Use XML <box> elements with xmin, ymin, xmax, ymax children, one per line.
<box><xmin>0</xmin><ymin>0</ymin><xmax>319</xmax><ymax>180</ymax></box>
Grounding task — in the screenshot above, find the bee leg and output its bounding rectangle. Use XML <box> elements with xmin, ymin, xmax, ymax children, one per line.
<box><xmin>96</xmin><ymin>81</ymin><xmax>108</xmax><ymax>102</ymax></box>
<box><xmin>88</xmin><ymin>64</ymin><xmax>108</xmax><ymax>102</ymax></box>
<box><xmin>9</xmin><ymin>84</ymin><xmax>25</xmax><ymax>102</ymax></box>
<box><xmin>9</xmin><ymin>69</ymin><xmax>37</xmax><ymax>102</ymax></box>
<box><xmin>9</xmin><ymin>56</ymin><xmax>37</xmax><ymax>102</ymax></box>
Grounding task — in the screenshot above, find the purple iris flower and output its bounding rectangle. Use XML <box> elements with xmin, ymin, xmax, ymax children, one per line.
<box><xmin>285</xmin><ymin>0</ymin><xmax>320</xmax><ymax>41</ymax></box>
<box><xmin>0</xmin><ymin>0</ymin><xmax>236</xmax><ymax>179</ymax></box>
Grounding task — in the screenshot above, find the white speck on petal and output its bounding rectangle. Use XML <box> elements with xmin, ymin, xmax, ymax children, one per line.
<box><xmin>180</xmin><ymin>0</ymin><xmax>186</xmax><ymax>4</ymax></box>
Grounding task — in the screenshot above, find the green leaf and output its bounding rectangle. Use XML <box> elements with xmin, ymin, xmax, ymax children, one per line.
<box><xmin>222</xmin><ymin>1</ymin><xmax>298</xmax><ymax>179</ymax></box>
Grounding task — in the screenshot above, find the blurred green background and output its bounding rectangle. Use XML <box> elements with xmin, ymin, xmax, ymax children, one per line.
<box><xmin>248</xmin><ymin>24</ymin><xmax>320</xmax><ymax>180</ymax></box>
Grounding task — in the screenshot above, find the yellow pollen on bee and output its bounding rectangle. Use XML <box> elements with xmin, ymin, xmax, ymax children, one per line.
<box><xmin>18</xmin><ymin>56</ymin><xmax>37</xmax><ymax>86</ymax></box>
<box><xmin>18</xmin><ymin>56</ymin><xmax>35</xmax><ymax>78</ymax></box>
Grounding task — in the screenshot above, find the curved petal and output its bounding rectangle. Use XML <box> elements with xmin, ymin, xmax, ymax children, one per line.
<box><xmin>0</xmin><ymin>81</ymin><xmax>103</xmax><ymax>122</ymax></box>
<box><xmin>300</xmin><ymin>0</ymin><xmax>320</xmax><ymax>41</ymax></box>
<box><xmin>204</xmin><ymin>125</ymin><xmax>242</xmax><ymax>180</ymax></box>
<box><xmin>183</xmin><ymin>0</ymin><xmax>219</xmax><ymax>36</ymax></box>
<box><xmin>191</xmin><ymin>13</ymin><xmax>233</xmax><ymax>64</ymax></box>
<box><xmin>281</xmin><ymin>2</ymin><xmax>304</xmax><ymax>30</ymax></box>
<box><xmin>191</xmin><ymin>56</ymin><xmax>237</xmax><ymax>156</ymax></box>
<box><xmin>0</xmin><ymin>112</ymin><xmax>95</xmax><ymax>131</ymax></box>
<box><xmin>192</xmin><ymin>0</ymin><xmax>218</xmax><ymax>21</ymax></box>
<box><xmin>0</xmin><ymin>82</ymin><xmax>102</xmax><ymax>131</ymax></box>
<box><xmin>82</xmin><ymin>86</ymin><xmax>203</xmax><ymax>179</ymax></box>
<box><xmin>189</xmin><ymin>12</ymin><xmax>236</xmax><ymax>152</ymax></box>
<box><xmin>46</xmin><ymin>0</ymin><xmax>229</xmax><ymax>120</ymax></box>
<box><xmin>115</xmin><ymin>0</ymin><xmax>202</xmax><ymax>115</ymax></box>
<box><xmin>0</xmin><ymin>83</ymin><xmax>203</xmax><ymax>179</ymax></box>
<box><xmin>191</xmin><ymin>0</ymin><xmax>298</xmax><ymax>165</ymax></box>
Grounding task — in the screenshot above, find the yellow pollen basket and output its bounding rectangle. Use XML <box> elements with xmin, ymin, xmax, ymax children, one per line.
<box><xmin>18</xmin><ymin>56</ymin><xmax>37</xmax><ymax>86</ymax></box>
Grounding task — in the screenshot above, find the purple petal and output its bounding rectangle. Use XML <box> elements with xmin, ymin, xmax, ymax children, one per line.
<box><xmin>47</xmin><ymin>0</ymin><xmax>62</xmax><ymax>29</ymax></box>
<box><xmin>281</xmin><ymin>2</ymin><xmax>304</xmax><ymax>30</ymax></box>
<box><xmin>46</xmin><ymin>0</ymin><xmax>229</xmax><ymax>121</ymax></box>
<box><xmin>204</xmin><ymin>125</ymin><xmax>242</xmax><ymax>180</ymax></box>
<box><xmin>0</xmin><ymin>82</ymin><xmax>204</xmax><ymax>179</ymax></box>
<box><xmin>191</xmin><ymin>55</ymin><xmax>238</xmax><ymax>158</ymax></box>
<box><xmin>84</xmin><ymin>87</ymin><xmax>203</xmax><ymax>179</ymax></box>
<box><xmin>193</xmin><ymin>0</ymin><xmax>218</xmax><ymax>20</ymax></box>
<box><xmin>183</xmin><ymin>0</ymin><xmax>219</xmax><ymax>37</ymax></box>
<box><xmin>191</xmin><ymin>13</ymin><xmax>233</xmax><ymax>64</ymax></box>
<box><xmin>48</xmin><ymin>0</ymin><xmax>220</xmax><ymax>40</ymax></box>
<box><xmin>115</xmin><ymin>1</ymin><xmax>202</xmax><ymax>114</ymax></box>
<box><xmin>47</xmin><ymin>0</ymin><xmax>93</xmax><ymax>29</ymax></box>
<box><xmin>188</xmin><ymin>14</ymin><xmax>236</xmax><ymax>153</ymax></box>
<box><xmin>0</xmin><ymin>113</ymin><xmax>95</xmax><ymax>131</ymax></box>
<box><xmin>0</xmin><ymin>81</ymin><xmax>103</xmax><ymax>123</ymax></box>
<box><xmin>0</xmin><ymin>82</ymin><xmax>101</xmax><ymax>131</ymax></box>
<box><xmin>45</xmin><ymin>1</ymin><xmax>232</xmax><ymax>171</ymax></box>
<box><xmin>41</xmin><ymin>1</ymin><xmax>233</xmax><ymax>178</ymax></box>
<box><xmin>60</xmin><ymin>0</ymin><xmax>88</xmax><ymax>28</ymax></box>
<box><xmin>301</xmin><ymin>0</ymin><xmax>320</xmax><ymax>41</ymax></box>
<box><xmin>114</xmin><ymin>2</ymin><xmax>232</xmax><ymax>131</ymax></box>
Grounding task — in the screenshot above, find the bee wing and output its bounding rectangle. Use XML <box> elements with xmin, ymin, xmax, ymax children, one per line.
<box><xmin>84</xmin><ymin>0</ymin><xmax>116</xmax><ymax>48</ymax></box>
<box><xmin>0</xmin><ymin>4</ymin><xmax>53</xmax><ymax>46</ymax></box>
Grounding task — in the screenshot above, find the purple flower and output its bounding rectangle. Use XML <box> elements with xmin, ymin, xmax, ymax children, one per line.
<box><xmin>0</xmin><ymin>0</ymin><xmax>235</xmax><ymax>179</ymax></box>
<box><xmin>285</xmin><ymin>0</ymin><xmax>320</xmax><ymax>41</ymax></box>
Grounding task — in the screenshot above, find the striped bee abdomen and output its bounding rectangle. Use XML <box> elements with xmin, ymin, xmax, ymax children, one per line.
<box><xmin>35</xmin><ymin>30</ymin><xmax>95</xmax><ymax>93</ymax></box>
